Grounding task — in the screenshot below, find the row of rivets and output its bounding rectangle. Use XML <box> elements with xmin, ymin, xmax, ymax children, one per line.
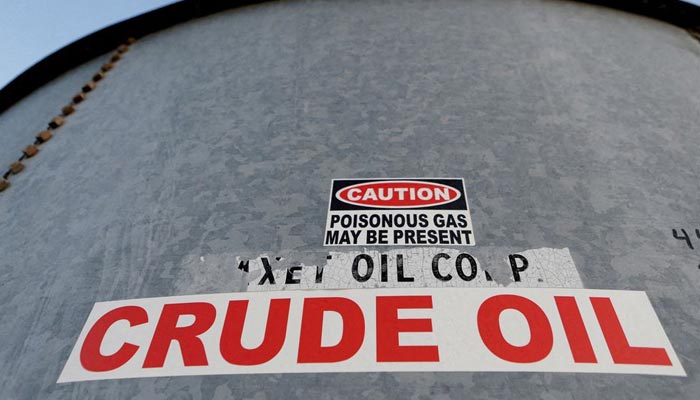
<box><xmin>0</xmin><ymin>38</ymin><xmax>137</xmax><ymax>193</ymax></box>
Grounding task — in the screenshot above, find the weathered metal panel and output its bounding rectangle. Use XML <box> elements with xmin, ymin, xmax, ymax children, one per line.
<box><xmin>2</xmin><ymin>0</ymin><xmax>700</xmax><ymax>398</ymax></box>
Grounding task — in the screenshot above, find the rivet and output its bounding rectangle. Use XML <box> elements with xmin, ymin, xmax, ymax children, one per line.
<box><xmin>9</xmin><ymin>161</ymin><xmax>25</xmax><ymax>175</ymax></box>
<box><xmin>36</xmin><ymin>130</ymin><xmax>53</xmax><ymax>143</ymax></box>
<box><xmin>117</xmin><ymin>44</ymin><xmax>129</xmax><ymax>53</ymax></box>
<box><xmin>101</xmin><ymin>63</ymin><xmax>113</xmax><ymax>72</ymax></box>
<box><xmin>61</xmin><ymin>105</ymin><xmax>75</xmax><ymax>116</ymax></box>
<box><xmin>23</xmin><ymin>145</ymin><xmax>39</xmax><ymax>158</ymax></box>
<box><xmin>73</xmin><ymin>93</ymin><xmax>86</xmax><ymax>104</ymax></box>
<box><xmin>82</xmin><ymin>82</ymin><xmax>96</xmax><ymax>93</ymax></box>
<box><xmin>92</xmin><ymin>72</ymin><xmax>105</xmax><ymax>82</ymax></box>
<box><xmin>110</xmin><ymin>54</ymin><xmax>121</xmax><ymax>63</ymax></box>
<box><xmin>0</xmin><ymin>179</ymin><xmax>9</xmax><ymax>192</ymax></box>
<box><xmin>48</xmin><ymin>116</ymin><xmax>65</xmax><ymax>129</ymax></box>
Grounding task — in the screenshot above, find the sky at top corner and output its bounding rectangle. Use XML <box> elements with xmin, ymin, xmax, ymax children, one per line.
<box><xmin>0</xmin><ymin>0</ymin><xmax>178</xmax><ymax>90</ymax></box>
<box><xmin>0</xmin><ymin>0</ymin><xmax>699</xmax><ymax>92</ymax></box>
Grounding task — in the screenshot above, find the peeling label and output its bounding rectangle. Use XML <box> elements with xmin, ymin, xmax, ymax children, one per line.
<box><xmin>243</xmin><ymin>247</ymin><xmax>582</xmax><ymax>291</ymax></box>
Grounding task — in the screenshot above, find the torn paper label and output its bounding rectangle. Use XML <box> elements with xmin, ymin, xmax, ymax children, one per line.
<box><xmin>244</xmin><ymin>247</ymin><xmax>583</xmax><ymax>291</ymax></box>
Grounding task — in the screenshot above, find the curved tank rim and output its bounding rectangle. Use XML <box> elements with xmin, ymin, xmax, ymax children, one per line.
<box><xmin>0</xmin><ymin>0</ymin><xmax>698</xmax><ymax>115</ymax></box>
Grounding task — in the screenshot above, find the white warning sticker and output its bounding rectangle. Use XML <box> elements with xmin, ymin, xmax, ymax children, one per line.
<box><xmin>324</xmin><ymin>179</ymin><xmax>474</xmax><ymax>246</ymax></box>
<box><xmin>58</xmin><ymin>288</ymin><xmax>685</xmax><ymax>382</ymax></box>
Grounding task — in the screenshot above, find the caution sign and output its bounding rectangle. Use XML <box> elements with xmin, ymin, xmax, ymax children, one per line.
<box><xmin>58</xmin><ymin>288</ymin><xmax>684</xmax><ymax>382</ymax></box>
<box><xmin>324</xmin><ymin>178</ymin><xmax>474</xmax><ymax>246</ymax></box>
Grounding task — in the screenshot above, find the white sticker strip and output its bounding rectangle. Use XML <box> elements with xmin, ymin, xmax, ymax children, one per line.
<box><xmin>58</xmin><ymin>288</ymin><xmax>684</xmax><ymax>382</ymax></box>
<box><xmin>507</xmin><ymin>247</ymin><xmax>584</xmax><ymax>288</ymax></box>
<box><xmin>244</xmin><ymin>247</ymin><xmax>583</xmax><ymax>291</ymax></box>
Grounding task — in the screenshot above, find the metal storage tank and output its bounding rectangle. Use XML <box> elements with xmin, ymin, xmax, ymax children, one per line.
<box><xmin>1</xmin><ymin>0</ymin><xmax>700</xmax><ymax>398</ymax></box>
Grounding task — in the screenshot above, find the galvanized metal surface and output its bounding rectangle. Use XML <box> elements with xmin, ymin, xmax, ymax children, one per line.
<box><xmin>1</xmin><ymin>0</ymin><xmax>700</xmax><ymax>398</ymax></box>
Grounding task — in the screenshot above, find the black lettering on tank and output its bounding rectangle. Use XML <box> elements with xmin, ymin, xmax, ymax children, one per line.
<box><xmin>431</xmin><ymin>253</ymin><xmax>452</xmax><ymax>281</ymax></box>
<box><xmin>396</xmin><ymin>254</ymin><xmax>414</xmax><ymax>282</ymax></box>
<box><xmin>352</xmin><ymin>254</ymin><xmax>374</xmax><ymax>282</ymax></box>
<box><xmin>509</xmin><ymin>254</ymin><xmax>529</xmax><ymax>282</ymax></box>
<box><xmin>455</xmin><ymin>253</ymin><xmax>477</xmax><ymax>281</ymax></box>
<box><xmin>285</xmin><ymin>265</ymin><xmax>302</xmax><ymax>284</ymax></box>
<box><xmin>258</xmin><ymin>257</ymin><xmax>276</xmax><ymax>285</ymax></box>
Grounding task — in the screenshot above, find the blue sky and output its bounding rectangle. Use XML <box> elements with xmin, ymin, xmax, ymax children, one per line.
<box><xmin>1</xmin><ymin>0</ymin><xmax>699</xmax><ymax>91</ymax></box>
<box><xmin>0</xmin><ymin>0</ymin><xmax>177</xmax><ymax>90</ymax></box>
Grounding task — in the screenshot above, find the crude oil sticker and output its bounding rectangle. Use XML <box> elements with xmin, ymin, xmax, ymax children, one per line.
<box><xmin>324</xmin><ymin>178</ymin><xmax>474</xmax><ymax>246</ymax></box>
<box><xmin>59</xmin><ymin>288</ymin><xmax>684</xmax><ymax>382</ymax></box>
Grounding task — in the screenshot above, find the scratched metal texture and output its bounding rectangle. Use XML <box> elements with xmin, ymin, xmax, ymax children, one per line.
<box><xmin>1</xmin><ymin>0</ymin><xmax>700</xmax><ymax>398</ymax></box>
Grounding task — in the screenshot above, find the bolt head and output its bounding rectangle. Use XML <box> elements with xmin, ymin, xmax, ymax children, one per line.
<box><xmin>36</xmin><ymin>130</ymin><xmax>53</xmax><ymax>143</ymax></box>
<box><xmin>23</xmin><ymin>145</ymin><xmax>39</xmax><ymax>158</ymax></box>
<box><xmin>9</xmin><ymin>161</ymin><xmax>25</xmax><ymax>175</ymax></box>
<box><xmin>72</xmin><ymin>93</ymin><xmax>86</xmax><ymax>104</ymax></box>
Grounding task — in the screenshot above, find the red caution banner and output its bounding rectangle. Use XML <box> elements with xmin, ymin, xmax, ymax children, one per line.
<box><xmin>58</xmin><ymin>288</ymin><xmax>684</xmax><ymax>382</ymax></box>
